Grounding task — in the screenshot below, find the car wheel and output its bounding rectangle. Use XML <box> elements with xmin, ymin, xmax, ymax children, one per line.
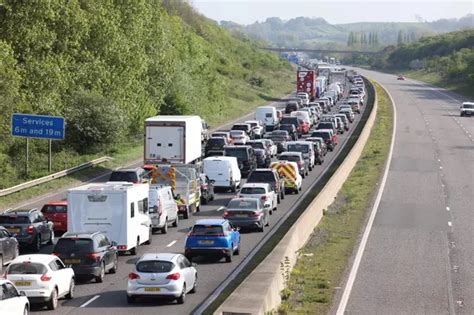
<box><xmin>145</xmin><ymin>228</ymin><xmax>152</xmax><ymax>244</ymax></box>
<box><xmin>172</xmin><ymin>215</ymin><xmax>179</xmax><ymax>228</ymax></box>
<box><xmin>265</xmin><ymin>217</ymin><xmax>270</xmax><ymax>227</ymax></box>
<box><xmin>161</xmin><ymin>220</ymin><xmax>168</xmax><ymax>234</ymax></box>
<box><xmin>109</xmin><ymin>255</ymin><xmax>118</xmax><ymax>274</ymax></box>
<box><xmin>234</xmin><ymin>241</ymin><xmax>240</xmax><ymax>255</ymax></box>
<box><xmin>225</xmin><ymin>249</ymin><xmax>233</xmax><ymax>262</ymax></box>
<box><xmin>281</xmin><ymin>189</ymin><xmax>285</xmax><ymax>200</ymax></box>
<box><xmin>66</xmin><ymin>278</ymin><xmax>75</xmax><ymax>299</ymax></box>
<box><xmin>190</xmin><ymin>275</ymin><xmax>197</xmax><ymax>293</ymax></box>
<box><xmin>176</xmin><ymin>284</ymin><xmax>186</xmax><ymax>304</ymax></box>
<box><xmin>231</xmin><ymin>184</ymin><xmax>237</xmax><ymax>193</ymax></box>
<box><xmin>95</xmin><ymin>262</ymin><xmax>105</xmax><ymax>283</ymax></box>
<box><xmin>269</xmin><ymin>209</ymin><xmax>273</xmax><ymax>215</ymax></box>
<box><xmin>295</xmin><ymin>188</ymin><xmax>299</xmax><ymax>194</ymax></box>
<box><xmin>47</xmin><ymin>230</ymin><xmax>54</xmax><ymax>245</ymax></box>
<box><xmin>277</xmin><ymin>194</ymin><xmax>281</xmax><ymax>204</ymax></box>
<box><xmin>196</xmin><ymin>205</ymin><xmax>200</xmax><ymax>213</ymax></box>
<box><xmin>33</xmin><ymin>236</ymin><xmax>41</xmax><ymax>252</ymax></box>
<box><xmin>302</xmin><ymin>173</ymin><xmax>305</xmax><ymax>179</ymax></box>
<box><xmin>130</xmin><ymin>239</ymin><xmax>139</xmax><ymax>256</ymax></box>
<box><xmin>201</xmin><ymin>196</ymin><xmax>207</xmax><ymax>205</ymax></box>
<box><xmin>127</xmin><ymin>295</ymin><xmax>135</xmax><ymax>304</ymax></box>
<box><xmin>46</xmin><ymin>288</ymin><xmax>58</xmax><ymax>310</ymax></box>
<box><xmin>183</xmin><ymin>208</ymin><xmax>189</xmax><ymax>219</ymax></box>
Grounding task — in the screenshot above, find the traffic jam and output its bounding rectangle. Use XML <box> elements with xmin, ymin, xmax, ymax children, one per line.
<box><xmin>0</xmin><ymin>68</ymin><xmax>367</xmax><ymax>312</ymax></box>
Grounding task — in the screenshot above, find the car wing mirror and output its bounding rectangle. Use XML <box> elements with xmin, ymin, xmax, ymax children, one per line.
<box><xmin>192</xmin><ymin>262</ymin><xmax>198</xmax><ymax>267</ymax></box>
<box><xmin>111</xmin><ymin>241</ymin><xmax>118</xmax><ymax>247</ymax></box>
<box><xmin>20</xmin><ymin>291</ymin><xmax>27</xmax><ymax>296</ymax></box>
<box><xmin>235</xmin><ymin>227</ymin><xmax>241</xmax><ymax>231</ymax></box>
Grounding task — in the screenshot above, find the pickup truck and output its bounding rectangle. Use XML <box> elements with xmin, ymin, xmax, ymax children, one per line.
<box><xmin>246</xmin><ymin>169</ymin><xmax>285</xmax><ymax>203</ymax></box>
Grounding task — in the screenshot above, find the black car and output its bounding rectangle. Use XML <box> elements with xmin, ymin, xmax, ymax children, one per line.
<box><xmin>109</xmin><ymin>167</ymin><xmax>147</xmax><ymax>183</ymax></box>
<box><xmin>316</xmin><ymin>121</ymin><xmax>337</xmax><ymax>134</ymax></box>
<box><xmin>231</xmin><ymin>123</ymin><xmax>254</xmax><ymax>139</ymax></box>
<box><xmin>278</xmin><ymin>124</ymin><xmax>298</xmax><ymax>141</ymax></box>
<box><xmin>53</xmin><ymin>231</ymin><xmax>118</xmax><ymax>283</ymax></box>
<box><xmin>0</xmin><ymin>208</ymin><xmax>54</xmax><ymax>251</ymax></box>
<box><xmin>280</xmin><ymin>116</ymin><xmax>302</xmax><ymax>137</ymax></box>
<box><xmin>254</xmin><ymin>149</ymin><xmax>271</xmax><ymax>168</ymax></box>
<box><xmin>223</xmin><ymin>145</ymin><xmax>257</xmax><ymax>177</ymax></box>
<box><xmin>200</xmin><ymin>174</ymin><xmax>215</xmax><ymax>205</ymax></box>
<box><xmin>205</xmin><ymin>137</ymin><xmax>228</xmax><ymax>157</ymax></box>
<box><xmin>285</xmin><ymin>101</ymin><xmax>299</xmax><ymax>114</ymax></box>
<box><xmin>0</xmin><ymin>226</ymin><xmax>19</xmax><ymax>267</ymax></box>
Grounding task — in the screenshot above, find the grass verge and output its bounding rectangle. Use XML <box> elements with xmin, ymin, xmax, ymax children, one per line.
<box><xmin>0</xmin><ymin>69</ymin><xmax>293</xmax><ymax>210</ymax></box>
<box><xmin>278</xmin><ymin>81</ymin><xmax>393</xmax><ymax>314</ymax></box>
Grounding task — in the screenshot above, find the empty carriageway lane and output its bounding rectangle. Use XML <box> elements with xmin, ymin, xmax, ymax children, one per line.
<box><xmin>29</xmin><ymin>96</ymin><xmax>369</xmax><ymax>315</ymax></box>
<box><xmin>340</xmin><ymin>69</ymin><xmax>474</xmax><ymax>314</ymax></box>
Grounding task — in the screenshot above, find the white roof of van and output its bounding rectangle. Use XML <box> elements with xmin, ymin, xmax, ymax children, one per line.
<box><xmin>203</xmin><ymin>156</ymin><xmax>238</xmax><ymax>162</ymax></box>
<box><xmin>145</xmin><ymin>115</ymin><xmax>201</xmax><ymax>122</ymax></box>
<box><xmin>69</xmin><ymin>182</ymin><xmax>142</xmax><ymax>192</ymax></box>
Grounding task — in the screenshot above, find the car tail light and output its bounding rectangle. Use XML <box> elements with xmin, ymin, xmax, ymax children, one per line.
<box><xmin>51</xmin><ymin>252</ymin><xmax>59</xmax><ymax>256</ymax></box>
<box><xmin>117</xmin><ymin>245</ymin><xmax>127</xmax><ymax>250</ymax></box>
<box><xmin>297</xmin><ymin>161</ymin><xmax>302</xmax><ymax>168</ymax></box>
<box><xmin>128</xmin><ymin>272</ymin><xmax>140</xmax><ymax>280</ymax></box>
<box><xmin>87</xmin><ymin>252</ymin><xmax>100</xmax><ymax>262</ymax></box>
<box><xmin>166</xmin><ymin>272</ymin><xmax>181</xmax><ymax>280</ymax></box>
<box><xmin>249</xmin><ymin>211</ymin><xmax>260</xmax><ymax>217</ymax></box>
<box><xmin>223</xmin><ymin>211</ymin><xmax>230</xmax><ymax>218</ymax></box>
<box><xmin>40</xmin><ymin>273</ymin><xmax>52</xmax><ymax>282</ymax></box>
<box><xmin>260</xmin><ymin>195</ymin><xmax>268</xmax><ymax>201</ymax></box>
<box><xmin>27</xmin><ymin>225</ymin><xmax>34</xmax><ymax>235</ymax></box>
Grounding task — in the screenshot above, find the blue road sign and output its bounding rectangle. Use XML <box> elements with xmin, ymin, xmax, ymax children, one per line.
<box><xmin>11</xmin><ymin>113</ymin><xmax>65</xmax><ymax>140</ymax></box>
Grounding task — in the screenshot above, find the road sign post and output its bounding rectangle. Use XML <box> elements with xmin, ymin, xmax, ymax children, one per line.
<box><xmin>11</xmin><ymin>113</ymin><xmax>65</xmax><ymax>175</ymax></box>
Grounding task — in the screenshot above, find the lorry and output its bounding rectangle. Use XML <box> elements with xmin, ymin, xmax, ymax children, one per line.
<box><xmin>144</xmin><ymin>115</ymin><xmax>202</xmax><ymax>165</ymax></box>
<box><xmin>67</xmin><ymin>182</ymin><xmax>152</xmax><ymax>255</ymax></box>
<box><xmin>329</xmin><ymin>70</ymin><xmax>346</xmax><ymax>86</ymax></box>
<box><xmin>296</xmin><ymin>70</ymin><xmax>316</xmax><ymax>101</ymax></box>
<box><xmin>149</xmin><ymin>164</ymin><xmax>201</xmax><ymax>219</ymax></box>
<box><xmin>315</xmin><ymin>76</ymin><xmax>327</xmax><ymax>97</ymax></box>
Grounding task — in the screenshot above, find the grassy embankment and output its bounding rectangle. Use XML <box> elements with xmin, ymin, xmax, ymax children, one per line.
<box><xmin>279</xmin><ymin>81</ymin><xmax>393</xmax><ymax>314</ymax></box>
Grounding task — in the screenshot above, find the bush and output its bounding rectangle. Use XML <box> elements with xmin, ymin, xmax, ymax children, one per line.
<box><xmin>65</xmin><ymin>91</ymin><xmax>124</xmax><ymax>153</ymax></box>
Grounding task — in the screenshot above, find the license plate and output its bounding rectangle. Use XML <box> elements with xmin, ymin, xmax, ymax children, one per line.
<box><xmin>15</xmin><ymin>281</ymin><xmax>31</xmax><ymax>286</ymax></box>
<box><xmin>7</xmin><ymin>228</ymin><xmax>20</xmax><ymax>233</ymax></box>
<box><xmin>54</xmin><ymin>222</ymin><xmax>62</xmax><ymax>226</ymax></box>
<box><xmin>198</xmin><ymin>240</ymin><xmax>214</xmax><ymax>245</ymax></box>
<box><xmin>64</xmin><ymin>259</ymin><xmax>81</xmax><ymax>264</ymax></box>
<box><xmin>235</xmin><ymin>214</ymin><xmax>248</xmax><ymax>218</ymax></box>
<box><xmin>144</xmin><ymin>287</ymin><xmax>161</xmax><ymax>292</ymax></box>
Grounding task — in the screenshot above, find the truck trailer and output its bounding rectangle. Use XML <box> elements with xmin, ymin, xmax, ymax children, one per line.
<box><xmin>296</xmin><ymin>70</ymin><xmax>316</xmax><ymax>101</ymax></box>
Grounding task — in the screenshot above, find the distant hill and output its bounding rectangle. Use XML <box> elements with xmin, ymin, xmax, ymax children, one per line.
<box><xmin>220</xmin><ymin>14</ymin><xmax>474</xmax><ymax>48</ymax></box>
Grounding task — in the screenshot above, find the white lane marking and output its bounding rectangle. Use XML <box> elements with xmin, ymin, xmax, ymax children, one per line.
<box><xmin>448</xmin><ymin>221</ymin><xmax>452</xmax><ymax>227</ymax></box>
<box><xmin>166</xmin><ymin>240</ymin><xmax>177</xmax><ymax>247</ymax></box>
<box><xmin>446</xmin><ymin>207</ymin><xmax>450</xmax><ymax>211</ymax></box>
<box><xmin>336</xmin><ymin>81</ymin><xmax>397</xmax><ymax>315</ymax></box>
<box><xmin>440</xmin><ymin>166</ymin><xmax>443</xmax><ymax>170</ymax></box>
<box><xmin>80</xmin><ymin>295</ymin><xmax>100</xmax><ymax>308</ymax></box>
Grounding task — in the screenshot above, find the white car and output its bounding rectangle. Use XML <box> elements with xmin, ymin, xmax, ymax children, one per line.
<box><xmin>244</xmin><ymin>120</ymin><xmax>264</xmax><ymax>139</ymax></box>
<box><xmin>460</xmin><ymin>102</ymin><xmax>474</xmax><ymax>116</ymax></box>
<box><xmin>261</xmin><ymin>139</ymin><xmax>277</xmax><ymax>157</ymax></box>
<box><xmin>0</xmin><ymin>279</ymin><xmax>30</xmax><ymax>315</ymax></box>
<box><xmin>4</xmin><ymin>254</ymin><xmax>74</xmax><ymax>310</ymax></box>
<box><xmin>127</xmin><ymin>253</ymin><xmax>197</xmax><ymax>304</ymax></box>
<box><xmin>238</xmin><ymin>183</ymin><xmax>277</xmax><ymax>214</ymax></box>
<box><xmin>229</xmin><ymin>130</ymin><xmax>249</xmax><ymax>145</ymax></box>
<box><xmin>296</xmin><ymin>93</ymin><xmax>310</xmax><ymax>106</ymax></box>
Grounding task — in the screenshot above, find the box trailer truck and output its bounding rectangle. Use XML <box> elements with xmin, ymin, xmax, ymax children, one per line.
<box><xmin>144</xmin><ymin>115</ymin><xmax>202</xmax><ymax>165</ymax></box>
<box><xmin>296</xmin><ymin>70</ymin><xmax>316</xmax><ymax>101</ymax></box>
<box><xmin>67</xmin><ymin>182</ymin><xmax>152</xmax><ymax>255</ymax></box>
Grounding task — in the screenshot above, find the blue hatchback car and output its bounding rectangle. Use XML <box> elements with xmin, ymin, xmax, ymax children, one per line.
<box><xmin>185</xmin><ymin>219</ymin><xmax>240</xmax><ymax>263</ymax></box>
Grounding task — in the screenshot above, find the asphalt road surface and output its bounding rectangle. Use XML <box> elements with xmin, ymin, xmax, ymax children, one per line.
<box><xmin>4</xmin><ymin>82</ymin><xmax>368</xmax><ymax>315</ymax></box>
<box><xmin>343</xmin><ymin>69</ymin><xmax>473</xmax><ymax>315</ymax></box>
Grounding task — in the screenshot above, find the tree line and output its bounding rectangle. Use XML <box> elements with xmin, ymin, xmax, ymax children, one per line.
<box><xmin>347</xmin><ymin>31</ymin><xmax>379</xmax><ymax>48</ymax></box>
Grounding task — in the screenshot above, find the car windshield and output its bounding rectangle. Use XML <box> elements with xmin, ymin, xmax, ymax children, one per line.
<box><xmin>311</xmin><ymin>132</ymin><xmax>330</xmax><ymax>140</ymax></box>
<box><xmin>248</xmin><ymin>142</ymin><xmax>264</xmax><ymax>149</ymax></box>
<box><xmin>279</xmin><ymin>155</ymin><xmax>300</xmax><ymax>162</ymax></box>
<box><xmin>232</xmin><ymin>125</ymin><xmax>248</xmax><ymax>131</ymax></box>
<box><xmin>230</xmin><ymin>131</ymin><xmax>244</xmax><ymax>137</ymax></box>
<box><xmin>0</xmin><ymin>216</ymin><xmax>31</xmax><ymax>224</ymax></box>
<box><xmin>318</xmin><ymin>123</ymin><xmax>334</xmax><ymax>129</ymax></box>
<box><xmin>225</xmin><ymin>148</ymin><xmax>248</xmax><ymax>159</ymax></box>
<box><xmin>42</xmin><ymin>205</ymin><xmax>67</xmax><ymax>213</ymax></box>
<box><xmin>280</xmin><ymin>118</ymin><xmax>297</xmax><ymax>125</ymax></box>
<box><xmin>288</xmin><ymin>144</ymin><xmax>309</xmax><ymax>153</ymax></box>
<box><xmin>8</xmin><ymin>262</ymin><xmax>47</xmax><ymax>275</ymax></box>
<box><xmin>254</xmin><ymin>149</ymin><xmax>265</xmax><ymax>156</ymax></box>
<box><xmin>109</xmin><ymin>171</ymin><xmax>137</xmax><ymax>182</ymax></box>
<box><xmin>136</xmin><ymin>260</ymin><xmax>174</xmax><ymax>273</ymax></box>
<box><xmin>248</xmin><ymin>171</ymin><xmax>275</xmax><ymax>183</ymax></box>
<box><xmin>463</xmin><ymin>104</ymin><xmax>474</xmax><ymax>109</ymax></box>
<box><xmin>207</xmin><ymin>138</ymin><xmax>225</xmax><ymax>147</ymax></box>
<box><xmin>55</xmin><ymin>238</ymin><xmax>94</xmax><ymax>254</ymax></box>
<box><xmin>192</xmin><ymin>225</ymin><xmax>224</xmax><ymax>236</ymax></box>
<box><xmin>228</xmin><ymin>199</ymin><xmax>258</xmax><ymax>209</ymax></box>
<box><xmin>272</xmin><ymin>131</ymin><xmax>288</xmax><ymax>137</ymax></box>
<box><xmin>240</xmin><ymin>187</ymin><xmax>266</xmax><ymax>194</ymax></box>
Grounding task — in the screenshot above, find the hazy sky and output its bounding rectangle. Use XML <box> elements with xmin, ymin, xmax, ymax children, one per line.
<box><xmin>191</xmin><ymin>0</ymin><xmax>474</xmax><ymax>25</ymax></box>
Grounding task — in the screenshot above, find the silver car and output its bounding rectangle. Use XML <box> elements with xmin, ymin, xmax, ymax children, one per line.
<box><xmin>127</xmin><ymin>253</ymin><xmax>197</xmax><ymax>304</ymax></box>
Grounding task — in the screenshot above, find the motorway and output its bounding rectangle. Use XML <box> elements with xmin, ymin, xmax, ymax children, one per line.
<box><xmin>2</xmin><ymin>82</ymin><xmax>368</xmax><ymax>314</ymax></box>
<box><xmin>341</xmin><ymin>69</ymin><xmax>473</xmax><ymax>314</ymax></box>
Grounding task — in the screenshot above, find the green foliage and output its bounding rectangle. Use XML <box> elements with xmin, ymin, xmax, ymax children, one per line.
<box><xmin>0</xmin><ymin>0</ymin><xmax>292</xmax><ymax>187</ymax></box>
<box><xmin>65</xmin><ymin>91</ymin><xmax>124</xmax><ymax>153</ymax></box>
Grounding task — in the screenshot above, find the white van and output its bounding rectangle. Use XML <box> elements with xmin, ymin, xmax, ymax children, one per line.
<box><xmin>67</xmin><ymin>182</ymin><xmax>151</xmax><ymax>255</ymax></box>
<box><xmin>148</xmin><ymin>185</ymin><xmax>179</xmax><ymax>234</ymax></box>
<box><xmin>291</xmin><ymin>111</ymin><xmax>312</xmax><ymax>127</ymax></box>
<box><xmin>256</xmin><ymin>106</ymin><xmax>279</xmax><ymax>132</ymax></box>
<box><xmin>203</xmin><ymin>156</ymin><xmax>241</xmax><ymax>192</ymax></box>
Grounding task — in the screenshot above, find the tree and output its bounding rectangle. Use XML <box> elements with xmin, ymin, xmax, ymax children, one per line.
<box><xmin>397</xmin><ymin>30</ymin><xmax>404</xmax><ymax>45</ymax></box>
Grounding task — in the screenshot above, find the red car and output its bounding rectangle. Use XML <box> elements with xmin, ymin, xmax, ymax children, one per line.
<box><xmin>41</xmin><ymin>200</ymin><xmax>67</xmax><ymax>233</ymax></box>
<box><xmin>397</xmin><ymin>75</ymin><xmax>406</xmax><ymax>80</ymax></box>
<box><xmin>298</xmin><ymin>120</ymin><xmax>310</xmax><ymax>134</ymax></box>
